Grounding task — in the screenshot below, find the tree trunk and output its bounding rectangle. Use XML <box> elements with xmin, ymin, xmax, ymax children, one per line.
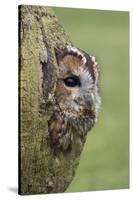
<box><xmin>19</xmin><ymin>5</ymin><xmax>85</xmax><ymax>195</ymax></box>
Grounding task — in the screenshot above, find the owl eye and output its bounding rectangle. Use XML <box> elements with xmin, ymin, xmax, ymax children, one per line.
<box><xmin>63</xmin><ymin>76</ymin><xmax>81</xmax><ymax>87</ymax></box>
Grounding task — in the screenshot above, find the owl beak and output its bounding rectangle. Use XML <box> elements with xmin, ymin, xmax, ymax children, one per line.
<box><xmin>74</xmin><ymin>93</ymin><xmax>94</xmax><ymax>108</ymax></box>
<box><xmin>85</xmin><ymin>93</ymin><xmax>95</xmax><ymax>107</ymax></box>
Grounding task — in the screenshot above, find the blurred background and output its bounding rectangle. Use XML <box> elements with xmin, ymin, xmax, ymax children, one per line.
<box><xmin>53</xmin><ymin>7</ymin><xmax>129</xmax><ymax>192</ymax></box>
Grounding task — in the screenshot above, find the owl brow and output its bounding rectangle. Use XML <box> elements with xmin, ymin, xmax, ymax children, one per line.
<box><xmin>66</xmin><ymin>46</ymin><xmax>87</xmax><ymax>65</ymax></box>
<box><xmin>60</xmin><ymin>46</ymin><xmax>86</xmax><ymax>63</ymax></box>
<box><xmin>60</xmin><ymin>74</ymin><xmax>80</xmax><ymax>80</ymax></box>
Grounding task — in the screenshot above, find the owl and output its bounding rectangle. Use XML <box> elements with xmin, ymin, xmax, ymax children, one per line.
<box><xmin>48</xmin><ymin>46</ymin><xmax>101</xmax><ymax>150</ymax></box>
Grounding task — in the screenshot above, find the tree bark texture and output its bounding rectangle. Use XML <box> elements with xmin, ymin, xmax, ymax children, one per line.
<box><xmin>19</xmin><ymin>5</ymin><xmax>85</xmax><ymax>195</ymax></box>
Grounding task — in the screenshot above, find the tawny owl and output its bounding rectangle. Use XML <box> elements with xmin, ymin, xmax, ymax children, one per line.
<box><xmin>48</xmin><ymin>46</ymin><xmax>101</xmax><ymax>150</ymax></box>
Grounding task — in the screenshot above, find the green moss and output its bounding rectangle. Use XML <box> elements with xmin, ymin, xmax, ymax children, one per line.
<box><xmin>19</xmin><ymin>5</ymin><xmax>85</xmax><ymax>195</ymax></box>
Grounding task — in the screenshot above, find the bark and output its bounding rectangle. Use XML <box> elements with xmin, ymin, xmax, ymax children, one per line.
<box><xmin>19</xmin><ymin>5</ymin><xmax>85</xmax><ymax>195</ymax></box>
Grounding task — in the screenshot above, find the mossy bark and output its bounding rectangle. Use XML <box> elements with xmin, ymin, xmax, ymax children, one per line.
<box><xmin>19</xmin><ymin>5</ymin><xmax>85</xmax><ymax>195</ymax></box>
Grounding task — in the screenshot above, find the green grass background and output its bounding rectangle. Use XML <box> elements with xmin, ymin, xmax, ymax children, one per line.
<box><xmin>53</xmin><ymin>7</ymin><xmax>129</xmax><ymax>192</ymax></box>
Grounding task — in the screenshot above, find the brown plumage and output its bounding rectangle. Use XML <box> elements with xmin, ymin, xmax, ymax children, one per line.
<box><xmin>48</xmin><ymin>46</ymin><xmax>101</xmax><ymax>150</ymax></box>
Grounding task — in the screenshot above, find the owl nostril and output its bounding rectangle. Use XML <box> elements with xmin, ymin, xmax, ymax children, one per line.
<box><xmin>64</xmin><ymin>76</ymin><xmax>81</xmax><ymax>87</ymax></box>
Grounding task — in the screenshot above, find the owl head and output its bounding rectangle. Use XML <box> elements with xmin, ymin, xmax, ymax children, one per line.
<box><xmin>55</xmin><ymin>46</ymin><xmax>101</xmax><ymax>122</ymax></box>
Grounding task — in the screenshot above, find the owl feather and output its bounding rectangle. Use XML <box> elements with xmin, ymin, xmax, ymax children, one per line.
<box><xmin>48</xmin><ymin>46</ymin><xmax>101</xmax><ymax>151</ymax></box>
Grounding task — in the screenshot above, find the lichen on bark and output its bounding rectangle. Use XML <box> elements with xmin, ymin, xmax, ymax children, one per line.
<box><xmin>19</xmin><ymin>5</ymin><xmax>85</xmax><ymax>195</ymax></box>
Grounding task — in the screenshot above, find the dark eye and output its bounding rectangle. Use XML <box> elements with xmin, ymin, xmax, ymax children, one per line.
<box><xmin>63</xmin><ymin>76</ymin><xmax>81</xmax><ymax>87</ymax></box>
